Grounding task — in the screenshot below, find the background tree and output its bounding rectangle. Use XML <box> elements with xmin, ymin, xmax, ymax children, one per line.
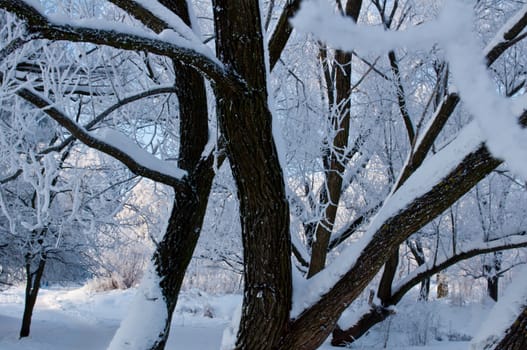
<box><xmin>1</xmin><ymin>1</ymin><xmax>527</xmax><ymax>350</ymax></box>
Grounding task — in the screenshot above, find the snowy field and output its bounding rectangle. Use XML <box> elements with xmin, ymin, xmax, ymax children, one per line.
<box><xmin>0</xmin><ymin>285</ymin><xmax>493</xmax><ymax>349</ymax></box>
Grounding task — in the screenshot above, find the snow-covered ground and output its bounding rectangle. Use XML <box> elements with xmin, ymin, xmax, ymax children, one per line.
<box><xmin>0</xmin><ymin>285</ymin><xmax>492</xmax><ymax>349</ymax></box>
<box><xmin>0</xmin><ymin>286</ymin><xmax>236</xmax><ymax>350</ymax></box>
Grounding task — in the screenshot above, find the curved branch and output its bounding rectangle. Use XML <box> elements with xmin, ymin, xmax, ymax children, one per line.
<box><xmin>42</xmin><ymin>85</ymin><xmax>176</xmax><ymax>154</ymax></box>
<box><xmin>390</xmin><ymin>233</ymin><xmax>527</xmax><ymax>304</ymax></box>
<box><xmin>16</xmin><ymin>86</ymin><xmax>189</xmax><ymax>190</ymax></box>
<box><xmin>0</xmin><ymin>0</ymin><xmax>243</xmax><ymax>91</ymax></box>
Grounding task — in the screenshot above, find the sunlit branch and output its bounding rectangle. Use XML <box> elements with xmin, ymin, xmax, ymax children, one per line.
<box><xmin>16</xmin><ymin>86</ymin><xmax>189</xmax><ymax>191</ymax></box>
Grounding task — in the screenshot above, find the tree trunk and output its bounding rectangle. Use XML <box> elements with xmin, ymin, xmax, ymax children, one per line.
<box><xmin>485</xmin><ymin>251</ymin><xmax>502</xmax><ymax>302</ymax></box>
<box><xmin>307</xmin><ymin>0</ymin><xmax>362</xmax><ymax>278</ymax></box>
<box><xmin>108</xmin><ymin>3</ymin><xmax>213</xmax><ymax>348</ymax></box>
<box><xmin>277</xmin><ymin>146</ymin><xmax>500</xmax><ymax>349</ymax></box>
<box><xmin>20</xmin><ymin>256</ymin><xmax>46</xmax><ymax>338</ymax></box>
<box><xmin>487</xmin><ymin>275</ymin><xmax>499</xmax><ymax>302</ymax></box>
<box><xmin>212</xmin><ymin>2</ymin><xmax>292</xmax><ymax>349</ymax></box>
<box><xmin>437</xmin><ymin>272</ymin><xmax>449</xmax><ymax>298</ymax></box>
<box><xmin>494</xmin><ymin>305</ymin><xmax>527</xmax><ymax>350</ymax></box>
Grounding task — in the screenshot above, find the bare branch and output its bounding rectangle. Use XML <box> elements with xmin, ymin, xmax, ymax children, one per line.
<box><xmin>390</xmin><ymin>233</ymin><xmax>527</xmax><ymax>304</ymax></box>
<box><xmin>16</xmin><ymin>86</ymin><xmax>189</xmax><ymax>191</ymax></box>
<box><xmin>42</xmin><ymin>85</ymin><xmax>176</xmax><ymax>154</ymax></box>
<box><xmin>268</xmin><ymin>0</ymin><xmax>301</xmax><ymax>70</ymax></box>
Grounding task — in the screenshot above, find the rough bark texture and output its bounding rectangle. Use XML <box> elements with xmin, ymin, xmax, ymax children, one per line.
<box><xmin>212</xmin><ymin>2</ymin><xmax>292</xmax><ymax>349</ymax></box>
<box><xmin>494</xmin><ymin>305</ymin><xmax>527</xmax><ymax>350</ymax></box>
<box><xmin>278</xmin><ymin>146</ymin><xmax>500</xmax><ymax>349</ymax></box>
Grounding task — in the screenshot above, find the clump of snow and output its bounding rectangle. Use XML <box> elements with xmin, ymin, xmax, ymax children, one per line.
<box><xmin>93</xmin><ymin>128</ymin><xmax>187</xmax><ymax>180</ymax></box>
<box><xmin>107</xmin><ymin>262</ymin><xmax>167</xmax><ymax>350</ymax></box>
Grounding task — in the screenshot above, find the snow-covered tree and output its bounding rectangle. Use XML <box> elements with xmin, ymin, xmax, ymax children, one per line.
<box><xmin>1</xmin><ymin>1</ymin><xmax>527</xmax><ymax>349</ymax></box>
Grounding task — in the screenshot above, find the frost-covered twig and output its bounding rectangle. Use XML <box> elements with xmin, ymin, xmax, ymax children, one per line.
<box><xmin>16</xmin><ymin>86</ymin><xmax>189</xmax><ymax>190</ymax></box>
<box><xmin>0</xmin><ymin>0</ymin><xmax>243</xmax><ymax>91</ymax></box>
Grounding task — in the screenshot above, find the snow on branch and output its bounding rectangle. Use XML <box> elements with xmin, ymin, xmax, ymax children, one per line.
<box><xmin>471</xmin><ymin>265</ymin><xmax>527</xmax><ymax>349</ymax></box>
<box><xmin>15</xmin><ymin>86</ymin><xmax>188</xmax><ymax>190</ymax></box>
<box><xmin>291</xmin><ymin>122</ymin><xmax>490</xmax><ymax>317</ymax></box>
<box><xmin>0</xmin><ymin>0</ymin><xmax>243</xmax><ymax>91</ymax></box>
<box><xmin>294</xmin><ymin>0</ymin><xmax>527</xmax><ymax>180</ymax></box>
<box><xmin>485</xmin><ymin>4</ymin><xmax>527</xmax><ymax>65</ymax></box>
<box><xmin>42</xmin><ymin>85</ymin><xmax>177</xmax><ymax>155</ymax></box>
<box><xmin>391</xmin><ymin>232</ymin><xmax>527</xmax><ymax>304</ymax></box>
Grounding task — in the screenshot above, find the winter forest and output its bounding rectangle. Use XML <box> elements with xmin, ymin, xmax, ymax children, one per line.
<box><xmin>0</xmin><ymin>0</ymin><xmax>527</xmax><ymax>349</ymax></box>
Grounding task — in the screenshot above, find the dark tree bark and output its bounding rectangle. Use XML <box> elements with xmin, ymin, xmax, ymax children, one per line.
<box><xmin>20</xmin><ymin>254</ymin><xmax>46</xmax><ymax>338</ymax></box>
<box><xmin>494</xmin><ymin>305</ymin><xmax>527</xmax><ymax>350</ymax></box>
<box><xmin>307</xmin><ymin>0</ymin><xmax>362</xmax><ymax>278</ymax></box>
<box><xmin>212</xmin><ymin>2</ymin><xmax>292</xmax><ymax>348</ymax></box>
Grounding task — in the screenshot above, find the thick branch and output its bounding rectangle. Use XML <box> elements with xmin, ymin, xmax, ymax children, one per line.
<box><xmin>279</xmin><ymin>141</ymin><xmax>502</xmax><ymax>349</ymax></box>
<box><xmin>268</xmin><ymin>0</ymin><xmax>301</xmax><ymax>70</ymax></box>
<box><xmin>0</xmin><ymin>0</ymin><xmax>242</xmax><ymax>91</ymax></box>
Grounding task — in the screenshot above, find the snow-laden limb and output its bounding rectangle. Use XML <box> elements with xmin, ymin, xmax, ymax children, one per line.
<box><xmin>292</xmin><ymin>0</ymin><xmax>468</xmax><ymax>53</ymax></box>
<box><xmin>294</xmin><ymin>0</ymin><xmax>527</xmax><ymax>179</ymax></box>
<box><xmin>133</xmin><ymin>0</ymin><xmax>199</xmax><ymax>42</ymax></box>
<box><xmin>94</xmin><ymin>128</ymin><xmax>186</xmax><ymax>179</ymax></box>
<box><xmin>0</xmin><ymin>0</ymin><xmax>242</xmax><ymax>91</ymax></box>
<box><xmin>391</xmin><ymin>233</ymin><xmax>527</xmax><ymax>304</ymax></box>
<box><xmin>484</xmin><ymin>4</ymin><xmax>527</xmax><ymax>65</ymax></box>
<box><xmin>107</xmin><ymin>262</ymin><xmax>168</xmax><ymax>350</ymax></box>
<box><xmin>471</xmin><ymin>265</ymin><xmax>527</xmax><ymax>350</ymax></box>
<box><xmin>291</xmin><ymin>122</ymin><xmax>486</xmax><ymax>317</ymax></box>
<box><xmin>14</xmin><ymin>86</ymin><xmax>188</xmax><ymax>189</ymax></box>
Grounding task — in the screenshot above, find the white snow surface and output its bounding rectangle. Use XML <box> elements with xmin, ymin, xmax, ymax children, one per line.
<box><xmin>0</xmin><ymin>285</ymin><xmax>240</xmax><ymax>350</ymax></box>
<box><xmin>0</xmin><ymin>284</ymin><xmax>493</xmax><ymax>350</ymax></box>
<box><xmin>106</xmin><ymin>263</ymin><xmax>168</xmax><ymax>350</ymax></box>
<box><xmin>471</xmin><ymin>265</ymin><xmax>527</xmax><ymax>349</ymax></box>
